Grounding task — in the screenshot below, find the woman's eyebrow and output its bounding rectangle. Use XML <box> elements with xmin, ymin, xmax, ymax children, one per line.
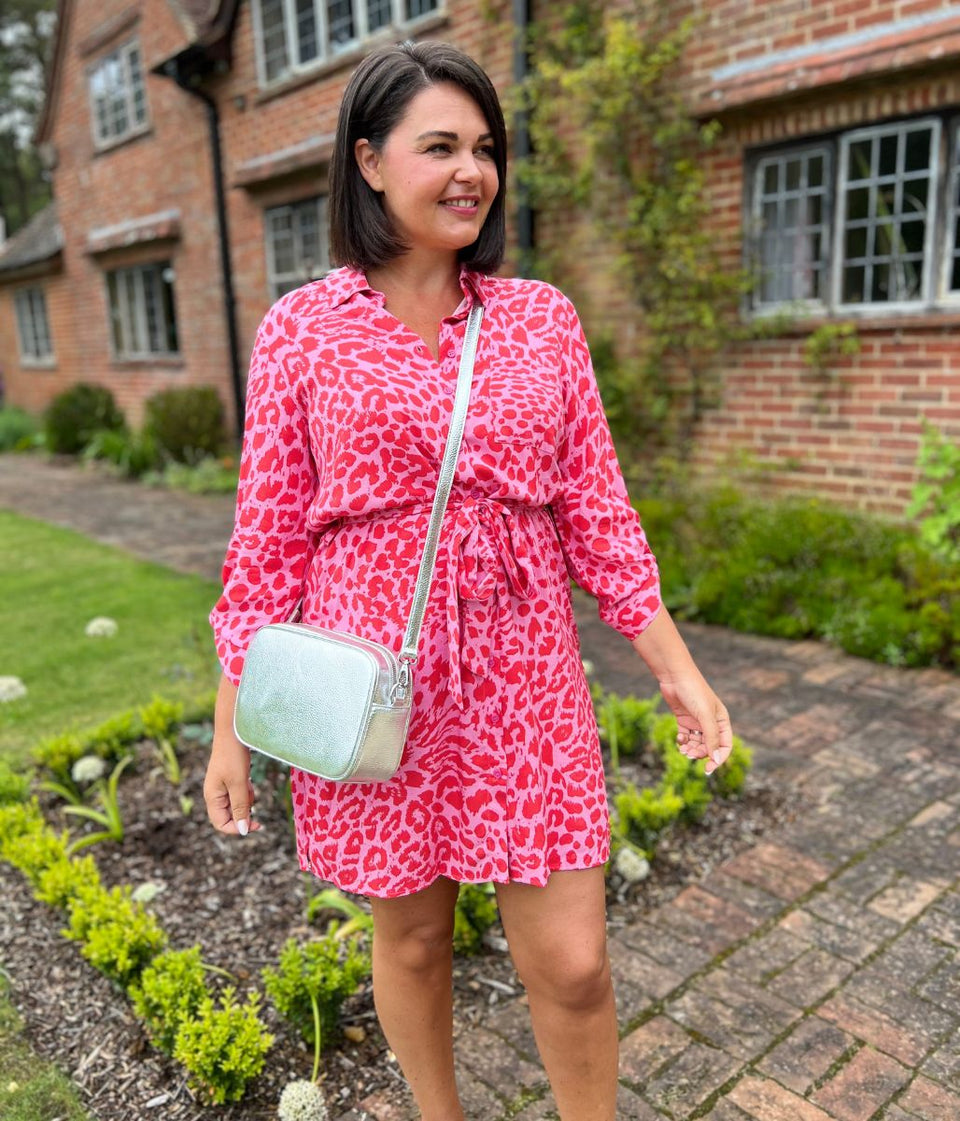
<box><xmin>415</xmin><ymin>130</ymin><xmax>494</xmax><ymax>142</ymax></box>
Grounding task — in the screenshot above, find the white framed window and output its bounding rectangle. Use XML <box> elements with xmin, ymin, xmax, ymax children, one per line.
<box><xmin>753</xmin><ymin>146</ymin><xmax>831</xmax><ymax>309</ymax></box>
<box><xmin>88</xmin><ymin>40</ymin><xmax>148</xmax><ymax>147</ymax></box>
<box><xmin>265</xmin><ymin>196</ymin><xmax>331</xmax><ymax>299</ymax></box>
<box><xmin>254</xmin><ymin>0</ymin><xmax>441</xmax><ymax>85</ymax></box>
<box><xmin>106</xmin><ymin>262</ymin><xmax>179</xmax><ymax>358</ymax></box>
<box><xmin>747</xmin><ymin>114</ymin><xmax>960</xmax><ymax>315</ymax></box>
<box><xmin>14</xmin><ymin>287</ymin><xmax>53</xmax><ymax>363</ymax></box>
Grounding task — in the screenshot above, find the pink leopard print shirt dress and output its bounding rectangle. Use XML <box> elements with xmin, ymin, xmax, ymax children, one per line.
<box><xmin>210</xmin><ymin>266</ymin><xmax>662</xmax><ymax>898</ymax></box>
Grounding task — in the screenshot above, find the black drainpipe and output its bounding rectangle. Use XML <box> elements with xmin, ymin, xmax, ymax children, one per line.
<box><xmin>512</xmin><ymin>0</ymin><xmax>534</xmax><ymax>277</ymax></box>
<box><xmin>157</xmin><ymin>56</ymin><xmax>245</xmax><ymax>442</ymax></box>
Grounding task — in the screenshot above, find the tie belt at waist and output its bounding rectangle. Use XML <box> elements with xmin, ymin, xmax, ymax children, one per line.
<box><xmin>328</xmin><ymin>496</ymin><xmax>548</xmax><ymax>708</ymax></box>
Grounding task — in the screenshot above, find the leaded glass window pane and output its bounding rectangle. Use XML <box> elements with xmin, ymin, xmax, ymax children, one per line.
<box><xmin>266</xmin><ymin>197</ymin><xmax>331</xmax><ymax>299</ymax></box>
<box><xmin>89</xmin><ymin>42</ymin><xmax>148</xmax><ymax>145</ymax></box>
<box><xmin>14</xmin><ymin>287</ymin><xmax>53</xmax><ymax>360</ymax></box>
<box><xmin>106</xmin><ymin>263</ymin><xmax>179</xmax><ymax>358</ymax></box>
<box><xmin>753</xmin><ymin>147</ymin><xmax>830</xmax><ymax>306</ymax></box>
<box><xmin>839</xmin><ymin>121</ymin><xmax>938</xmax><ymax>305</ymax></box>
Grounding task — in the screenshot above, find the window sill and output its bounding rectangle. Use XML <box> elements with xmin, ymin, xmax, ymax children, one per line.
<box><xmin>253</xmin><ymin>13</ymin><xmax>449</xmax><ymax>106</ymax></box>
<box><xmin>19</xmin><ymin>357</ymin><xmax>57</xmax><ymax>369</ymax></box>
<box><xmin>92</xmin><ymin>124</ymin><xmax>152</xmax><ymax>158</ymax></box>
<box><xmin>747</xmin><ymin>304</ymin><xmax>960</xmax><ymax>335</ymax></box>
<box><xmin>109</xmin><ymin>354</ymin><xmax>183</xmax><ymax>368</ymax></box>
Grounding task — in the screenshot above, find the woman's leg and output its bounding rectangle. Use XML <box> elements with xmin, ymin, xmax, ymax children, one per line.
<box><xmin>495</xmin><ymin>867</ymin><xmax>618</xmax><ymax>1121</ymax></box>
<box><xmin>368</xmin><ymin>876</ymin><xmax>464</xmax><ymax>1121</ymax></box>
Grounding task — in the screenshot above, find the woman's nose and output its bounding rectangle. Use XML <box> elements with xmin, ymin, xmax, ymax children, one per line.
<box><xmin>454</xmin><ymin>154</ymin><xmax>482</xmax><ymax>183</ymax></box>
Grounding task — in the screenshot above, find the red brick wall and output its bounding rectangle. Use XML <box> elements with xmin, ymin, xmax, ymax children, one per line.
<box><xmin>3</xmin><ymin>0</ymin><xmax>232</xmax><ymax>427</ymax></box>
<box><xmin>531</xmin><ymin>0</ymin><xmax>960</xmax><ymax>517</ymax></box>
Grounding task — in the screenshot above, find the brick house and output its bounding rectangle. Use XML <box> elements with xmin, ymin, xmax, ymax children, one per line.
<box><xmin>0</xmin><ymin>0</ymin><xmax>513</xmax><ymax>431</ymax></box>
<box><xmin>0</xmin><ymin>0</ymin><xmax>958</xmax><ymax>514</ymax></box>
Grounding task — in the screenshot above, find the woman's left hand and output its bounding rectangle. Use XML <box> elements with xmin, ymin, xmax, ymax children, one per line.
<box><xmin>658</xmin><ymin>672</ymin><xmax>733</xmax><ymax>775</ymax></box>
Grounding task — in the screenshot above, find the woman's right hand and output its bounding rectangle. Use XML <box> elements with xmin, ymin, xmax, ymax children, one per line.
<box><xmin>203</xmin><ymin>674</ymin><xmax>261</xmax><ymax>836</ymax></box>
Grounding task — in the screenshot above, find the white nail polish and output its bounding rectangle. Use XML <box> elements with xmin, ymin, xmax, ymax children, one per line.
<box><xmin>236</xmin><ymin>819</ymin><xmax>249</xmax><ymax>836</ymax></box>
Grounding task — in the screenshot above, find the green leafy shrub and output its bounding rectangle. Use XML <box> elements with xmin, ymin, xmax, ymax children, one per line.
<box><xmin>82</xmin><ymin>427</ymin><xmax>161</xmax><ymax>478</ymax></box>
<box><xmin>453</xmin><ymin>883</ymin><xmax>500</xmax><ymax>955</ymax></box>
<box><xmin>144</xmin><ymin>386</ymin><xmax>225</xmax><ymax>464</ymax></box>
<box><xmin>87</xmin><ymin>710</ymin><xmax>141</xmax><ymax>762</ymax></box>
<box><xmin>608</xmin><ymin>706</ymin><xmax>754</xmax><ymax>857</ymax></box>
<box><xmin>0</xmin><ymin>799</ymin><xmax>45</xmax><ymax>848</ymax></box>
<box><xmin>173</xmin><ymin>989</ymin><xmax>273</xmax><ymax>1105</ymax></box>
<box><xmin>32</xmin><ymin>731</ymin><xmax>86</xmax><ymax>782</ymax></box>
<box><xmin>145</xmin><ymin>455</ymin><xmax>241</xmax><ymax>494</ymax></box>
<box><xmin>263</xmin><ymin>934</ymin><xmax>370</xmax><ymax>1051</ymax></box>
<box><xmin>908</xmin><ymin>421</ymin><xmax>960</xmax><ymax>566</ymax></box>
<box><xmin>131</xmin><ymin>947</ymin><xmax>209</xmax><ymax>1054</ymax></box>
<box><xmin>35</xmin><ymin>853</ymin><xmax>102</xmax><ymax>910</ymax></box>
<box><xmin>0</xmin><ymin>406</ymin><xmax>39</xmax><ymax>451</ymax></box>
<box><xmin>43</xmin><ymin>383</ymin><xmax>125</xmax><ymax>455</ymax></box>
<box><xmin>0</xmin><ymin>759</ymin><xmax>29</xmax><ymax>805</ymax></box>
<box><xmin>596</xmin><ymin>690</ymin><xmax>659</xmax><ymax>772</ymax></box>
<box><xmin>636</xmin><ymin>485</ymin><xmax>960</xmax><ymax>670</ymax></box>
<box><xmin>65</xmin><ymin>884</ymin><xmax>167</xmax><ymax>986</ymax></box>
<box><xmin>613</xmin><ymin>784</ymin><xmax>685</xmax><ymax>855</ymax></box>
<box><xmin>4</xmin><ymin>827</ymin><xmax>69</xmax><ymax>887</ymax></box>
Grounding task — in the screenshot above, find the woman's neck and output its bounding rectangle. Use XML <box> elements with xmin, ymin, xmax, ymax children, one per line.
<box><xmin>367</xmin><ymin>252</ymin><xmax>462</xmax><ymax>305</ymax></box>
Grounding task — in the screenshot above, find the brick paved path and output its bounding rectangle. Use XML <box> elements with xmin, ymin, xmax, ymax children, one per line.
<box><xmin>2</xmin><ymin>453</ymin><xmax>959</xmax><ymax>1121</ymax></box>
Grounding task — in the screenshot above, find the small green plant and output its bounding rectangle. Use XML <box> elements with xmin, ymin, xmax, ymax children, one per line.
<box><xmin>596</xmin><ymin>690</ymin><xmax>659</xmax><ymax>775</ymax></box>
<box><xmin>43</xmin><ymin>383</ymin><xmax>125</xmax><ymax>455</ymax></box>
<box><xmin>908</xmin><ymin>421</ymin><xmax>960</xmax><ymax>566</ymax></box>
<box><xmin>144</xmin><ymin>386</ymin><xmax>225</xmax><ymax>464</ymax></box>
<box><xmin>0</xmin><ymin>405</ymin><xmax>39</xmax><ymax>451</ymax></box>
<box><xmin>613</xmin><ymin>783</ymin><xmax>685</xmax><ymax>856</ymax></box>
<box><xmin>82</xmin><ymin>426</ymin><xmax>162</xmax><ymax>478</ymax></box>
<box><xmin>173</xmin><ymin>988</ymin><xmax>273</xmax><ymax>1105</ymax></box>
<box><xmin>453</xmin><ymin>883</ymin><xmax>500</xmax><ymax>955</ymax></box>
<box><xmin>130</xmin><ymin>946</ymin><xmax>210</xmax><ymax>1054</ymax></box>
<box><xmin>0</xmin><ymin>759</ymin><xmax>29</xmax><ymax>805</ymax></box>
<box><xmin>305</xmin><ymin>888</ymin><xmax>374</xmax><ymax>940</ymax></box>
<box><xmin>65</xmin><ymin>883</ymin><xmax>168</xmax><ymax>987</ymax></box>
<box><xmin>34</xmin><ymin>853</ymin><xmax>102</xmax><ymax>910</ymax></box>
<box><xmin>145</xmin><ymin>455</ymin><xmax>240</xmax><ymax>494</ymax></box>
<box><xmin>140</xmin><ymin>695</ymin><xmax>184</xmax><ymax>784</ymax></box>
<box><xmin>32</xmin><ymin>731</ymin><xmax>86</xmax><ymax>783</ymax></box>
<box><xmin>0</xmin><ymin>799</ymin><xmax>46</xmax><ymax>848</ymax></box>
<box><xmin>263</xmin><ymin>935</ymin><xmax>370</xmax><ymax>1080</ymax></box>
<box><xmin>63</xmin><ymin>755</ymin><xmax>132</xmax><ymax>852</ymax></box>
<box><xmin>5</xmin><ymin>828</ymin><xmax>70</xmax><ymax>888</ymax></box>
<box><xmin>802</xmin><ymin>321</ymin><xmax>861</xmax><ymax>390</ymax></box>
<box><xmin>87</xmin><ymin>710</ymin><xmax>142</xmax><ymax>761</ymax></box>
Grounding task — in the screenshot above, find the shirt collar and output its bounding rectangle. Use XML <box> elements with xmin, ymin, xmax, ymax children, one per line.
<box><xmin>327</xmin><ymin>264</ymin><xmax>490</xmax><ymax>316</ymax></box>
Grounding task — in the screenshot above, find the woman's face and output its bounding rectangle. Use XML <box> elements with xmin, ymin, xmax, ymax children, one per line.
<box><xmin>355</xmin><ymin>82</ymin><xmax>498</xmax><ymax>259</ymax></box>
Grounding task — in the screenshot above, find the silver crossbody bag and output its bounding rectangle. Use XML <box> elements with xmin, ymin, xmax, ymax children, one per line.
<box><xmin>233</xmin><ymin>303</ymin><xmax>484</xmax><ymax>782</ymax></box>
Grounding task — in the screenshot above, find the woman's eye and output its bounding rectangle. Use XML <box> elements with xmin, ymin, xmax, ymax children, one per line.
<box><xmin>476</xmin><ymin>147</ymin><xmax>495</xmax><ymax>160</ymax></box>
<box><xmin>427</xmin><ymin>143</ymin><xmax>451</xmax><ymax>153</ymax></box>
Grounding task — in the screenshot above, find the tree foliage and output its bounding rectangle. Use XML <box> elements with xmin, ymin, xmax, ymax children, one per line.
<box><xmin>520</xmin><ymin>2</ymin><xmax>750</xmax><ymax>465</ymax></box>
<box><xmin>0</xmin><ymin>0</ymin><xmax>57</xmax><ymax>237</ymax></box>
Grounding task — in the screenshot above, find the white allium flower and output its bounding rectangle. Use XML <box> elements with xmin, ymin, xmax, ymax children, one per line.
<box><xmin>580</xmin><ymin>659</ymin><xmax>596</xmax><ymax>677</ymax></box>
<box><xmin>278</xmin><ymin>1080</ymin><xmax>328</xmax><ymax>1121</ymax></box>
<box><xmin>614</xmin><ymin>847</ymin><xmax>651</xmax><ymax>885</ymax></box>
<box><xmin>84</xmin><ymin>616</ymin><xmax>118</xmax><ymax>637</ymax></box>
<box><xmin>71</xmin><ymin>755</ymin><xmax>106</xmax><ymax>784</ymax></box>
<box><xmin>0</xmin><ymin>676</ymin><xmax>27</xmax><ymax>703</ymax></box>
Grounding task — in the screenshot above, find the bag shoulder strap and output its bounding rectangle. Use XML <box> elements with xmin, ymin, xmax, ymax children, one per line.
<box><xmin>398</xmin><ymin>301</ymin><xmax>484</xmax><ymax>670</ymax></box>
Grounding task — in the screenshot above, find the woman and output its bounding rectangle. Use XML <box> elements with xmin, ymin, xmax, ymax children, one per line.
<box><xmin>205</xmin><ymin>40</ymin><xmax>732</xmax><ymax>1121</ymax></box>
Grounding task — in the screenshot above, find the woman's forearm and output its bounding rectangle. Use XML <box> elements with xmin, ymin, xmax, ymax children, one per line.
<box><xmin>630</xmin><ymin>605</ymin><xmax>702</xmax><ymax>684</ymax></box>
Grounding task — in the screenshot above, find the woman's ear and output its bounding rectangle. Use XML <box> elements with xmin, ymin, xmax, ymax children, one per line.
<box><xmin>354</xmin><ymin>139</ymin><xmax>384</xmax><ymax>192</ymax></box>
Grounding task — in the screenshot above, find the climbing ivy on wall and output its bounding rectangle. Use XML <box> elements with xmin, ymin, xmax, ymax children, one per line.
<box><xmin>519</xmin><ymin>2</ymin><xmax>751</xmax><ymax>468</ymax></box>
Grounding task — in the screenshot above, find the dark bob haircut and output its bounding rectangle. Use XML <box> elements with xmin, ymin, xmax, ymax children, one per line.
<box><xmin>329</xmin><ymin>41</ymin><xmax>507</xmax><ymax>274</ymax></box>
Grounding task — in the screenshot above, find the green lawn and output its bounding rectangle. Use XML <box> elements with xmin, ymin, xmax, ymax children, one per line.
<box><xmin>0</xmin><ymin>980</ymin><xmax>91</xmax><ymax>1121</ymax></box>
<box><xmin>0</xmin><ymin>509</ymin><xmax>222</xmax><ymax>766</ymax></box>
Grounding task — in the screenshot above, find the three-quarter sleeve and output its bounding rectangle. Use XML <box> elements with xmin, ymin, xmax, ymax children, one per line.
<box><xmin>209</xmin><ymin>300</ymin><xmax>318</xmax><ymax>684</ymax></box>
<box><xmin>549</xmin><ymin>295</ymin><xmax>662</xmax><ymax>640</ymax></box>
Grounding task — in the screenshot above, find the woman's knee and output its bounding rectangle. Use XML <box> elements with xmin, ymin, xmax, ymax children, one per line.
<box><xmin>370</xmin><ymin>884</ymin><xmax>458</xmax><ymax>975</ymax></box>
<box><xmin>516</xmin><ymin>939</ymin><xmax>612</xmax><ymax>1012</ymax></box>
